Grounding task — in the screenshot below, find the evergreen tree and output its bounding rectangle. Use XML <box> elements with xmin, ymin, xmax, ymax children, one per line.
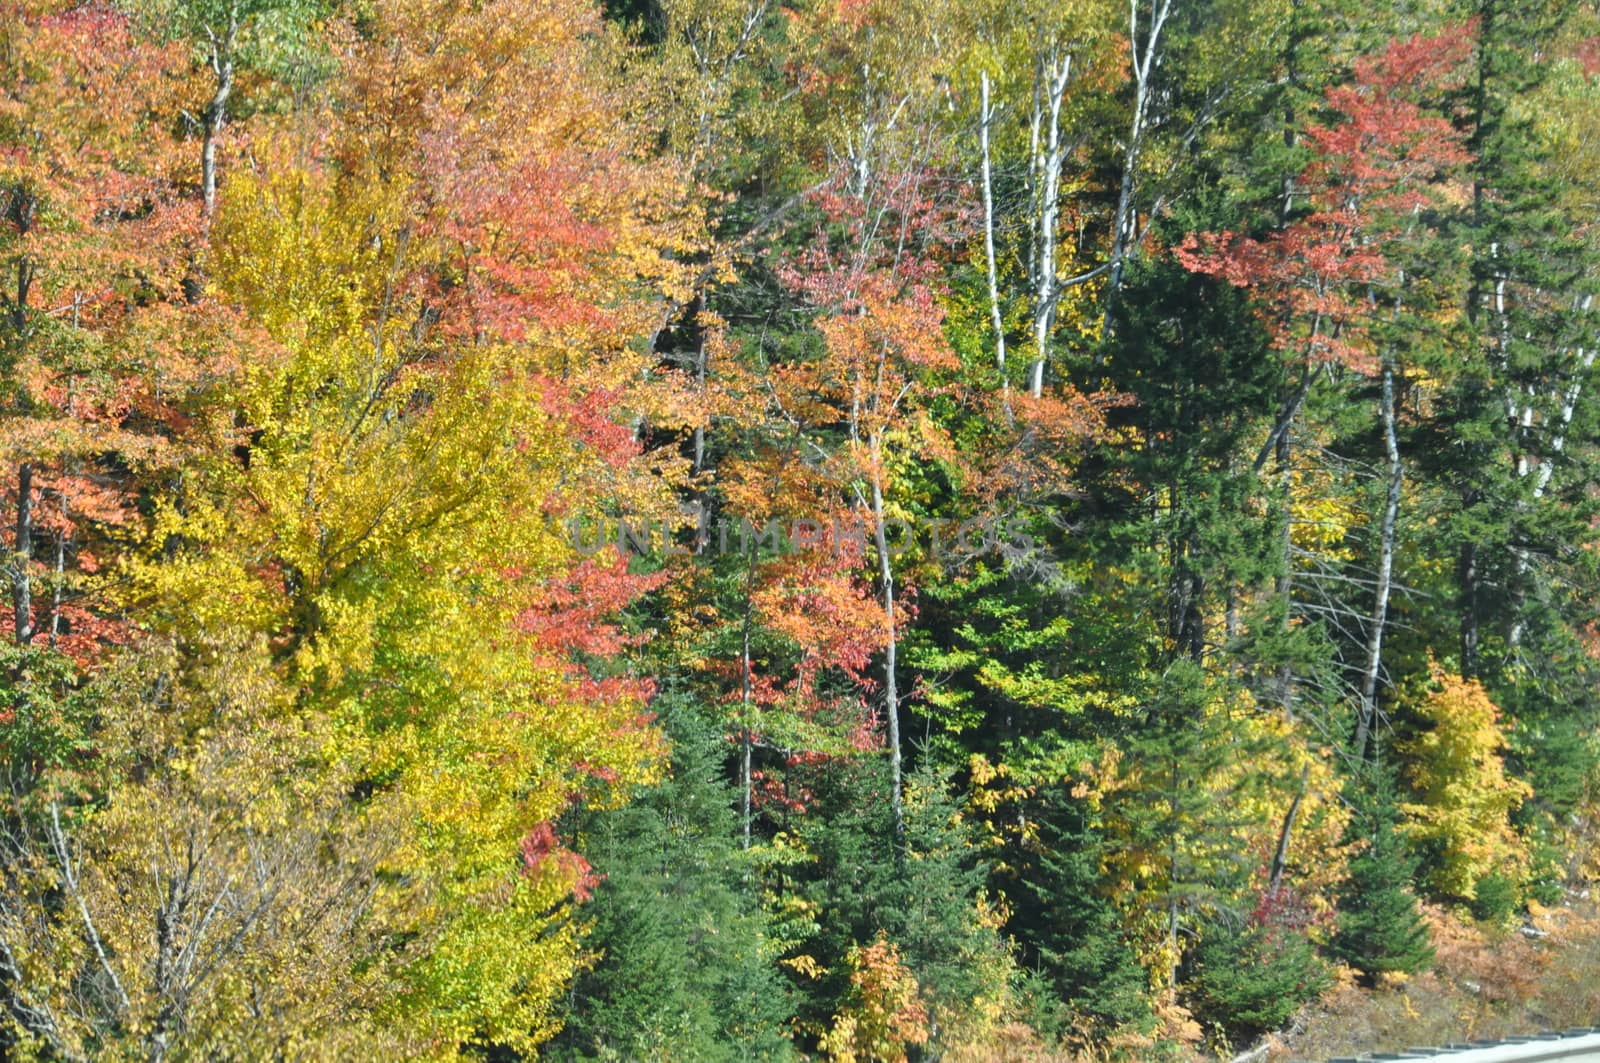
<box><xmin>1437</xmin><ymin>0</ymin><xmax>1600</xmax><ymax>682</ymax></box>
<box><xmin>895</xmin><ymin>759</ymin><xmax>1016</xmax><ymax>1040</ymax></box>
<box><xmin>1328</xmin><ymin>769</ymin><xmax>1434</xmax><ymax>986</ymax></box>
<box><xmin>1107</xmin><ymin>660</ymin><xmax>1281</xmax><ymax>986</ymax></box>
<box><xmin>776</xmin><ymin>753</ymin><xmax>1013</xmax><ymax>1055</ymax></box>
<box><xmin>1009</xmin><ymin>780</ymin><xmax>1153</xmax><ymax>1035</ymax></box>
<box><xmin>1185</xmin><ymin>916</ymin><xmax>1330</xmax><ymax>1040</ymax></box>
<box><xmin>1090</xmin><ymin>247</ymin><xmax>1281</xmax><ymax>668</ymax></box>
<box><xmin>549</xmin><ymin>691</ymin><xmax>795</xmax><ymax>1061</ymax></box>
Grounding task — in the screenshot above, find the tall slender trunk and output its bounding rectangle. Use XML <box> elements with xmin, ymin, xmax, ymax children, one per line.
<box><xmin>1028</xmin><ymin>52</ymin><xmax>1071</xmax><ymax>398</ymax></box>
<box><xmin>1355</xmin><ymin>359</ymin><xmax>1401</xmax><ymax>760</ymax></box>
<box><xmin>5</xmin><ymin>184</ymin><xmax>35</xmax><ymax>342</ymax></box>
<box><xmin>1268</xmin><ymin>765</ymin><xmax>1310</xmax><ymax>893</ymax></box>
<box><xmin>1101</xmin><ymin>0</ymin><xmax>1173</xmax><ymax>338</ymax></box>
<box><xmin>1459</xmin><ymin>536</ymin><xmax>1480</xmax><ymax>678</ymax></box>
<box><xmin>693</xmin><ymin>342</ymin><xmax>708</xmax><ymax>474</ymax></box>
<box><xmin>1168</xmin><ymin>533</ymin><xmax>1204</xmax><ymax>662</ymax></box>
<box><xmin>739</xmin><ymin>544</ymin><xmax>757</xmax><ymax>850</ymax></box>
<box><xmin>1272</xmin><ymin>420</ymin><xmax>1294</xmax><ymax>715</ymax></box>
<box><xmin>1460</xmin><ymin>6</ymin><xmax>1491</xmax><ymax>667</ymax></box>
<box><xmin>12</xmin><ymin>462</ymin><xmax>33</xmax><ymax>646</ymax></box>
<box><xmin>1165</xmin><ymin>751</ymin><xmax>1180</xmax><ymax>991</ymax></box>
<box><xmin>48</xmin><ymin>527</ymin><xmax>65</xmax><ymax>647</ymax></box>
<box><xmin>201</xmin><ymin>12</ymin><xmax>238</xmax><ymax>220</ymax></box>
<box><xmin>1508</xmin><ymin>333</ymin><xmax>1596</xmax><ymax>651</ymax></box>
<box><xmin>979</xmin><ymin>73</ymin><xmax>1008</xmax><ymax>403</ymax></box>
<box><xmin>9</xmin><ymin>258</ymin><xmax>30</xmax><ymax>340</ymax></box>
<box><xmin>869</xmin><ymin>447</ymin><xmax>903</xmax><ymax>845</ymax></box>
<box><xmin>691</xmin><ymin>294</ymin><xmax>710</xmax><ymax>474</ymax></box>
<box><xmin>1256</xmin><ymin>337</ymin><xmax>1323</xmax><ymax>716</ymax></box>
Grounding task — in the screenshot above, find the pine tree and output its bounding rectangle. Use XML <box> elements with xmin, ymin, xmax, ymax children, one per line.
<box><xmin>1328</xmin><ymin>768</ymin><xmax>1433</xmax><ymax>986</ymax></box>
<box><xmin>1185</xmin><ymin>917</ymin><xmax>1329</xmax><ymax>1040</ymax></box>
<box><xmin>774</xmin><ymin>753</ymin><xmax>1014</xmax><ymax>1055</ymax></box>
<box><xmin>1439</xmin><ymin>0</ymin><xmax>1600</xmax><ymax>681</ymax></box>
<box><xmin>550</xmin><ymin>690</ymin><xmax>795</xmax><ymax>1061</ymax></box>
<box><xmin>1010</xmin><ymin>780</ymin><xmax>1153</xmax><ymax>1035</ymax></box>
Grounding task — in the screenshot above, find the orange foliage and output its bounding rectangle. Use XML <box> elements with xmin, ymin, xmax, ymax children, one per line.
<box><xmin>821</xmin><ymin>932</ymin><xmax>931</xmax><ymax>1063</ymax></box>
<box><xmin>1176</xmin><ymin>28</ymin><xmax>1472</xmax><ymax>376</ymax></box>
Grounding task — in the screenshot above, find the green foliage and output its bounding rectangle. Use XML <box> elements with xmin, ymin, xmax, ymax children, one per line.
<box><xmin>772</xmin><ymin>755</ymin><xmax>1011</xmax><ymax>1054</ymax></box>
<box><xmin>1185</xmin><ymin>919</ymin><xmax>1330</xmax><ymax>1039</ymax></box>
<box><xmin>1104</xmin><ymin>662</ymin><xmax>1286</xmax><ymax>980</ymax></box>
<box><xmin>7</xmin><ymin>0</ymin><xmax>1600</xmax><ymax>1058</ymax></box>
<box><xmin>0</xmin><ymin>642</ymin><xmax>92</xmax><ymax>780</ymax></box>
<box><xmin>1468</xmin><ymin>871</ymin><xmax>1521</xmax><ymax>925</ymax></box>
<box><xmin>548</xmin><ymin>692</ymin><xmax>794</xmax><ymax>1061</ymax></box>
<box><xmin>1006</xmin><ymin>778</ymin><xmax>1154</xmax><ymax>1035</ymax></box>
<box><xmin>1329</xmin><ymin>771</ymin><xmax>1435</xmax><ymax>986</ymax></box>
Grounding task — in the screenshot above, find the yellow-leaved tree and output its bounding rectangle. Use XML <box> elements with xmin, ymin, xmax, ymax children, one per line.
<box><xmin>1399</xmin><ymin>667</ymin><xmax>1532</xmax><ymax>903</ymax></box>
<box><xmin>819</xmin><ymin>933</ymin><xmax>930</xmax><ymax>1063</ymax></box>
<box><xmin>4</xmin><ymin>0</ymin><xmax>706</xmax><ymax>1057</ymax></box>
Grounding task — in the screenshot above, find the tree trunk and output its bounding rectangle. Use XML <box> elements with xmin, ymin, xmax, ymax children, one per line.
<box><xmin>9</xmin><ymin>259</ymin><xmax>30</xmax><ymax>341</ymax></box>
<box><xmin>869</xmin><ymin>449</ymin><xmax>903</xmax><ymax>845</ymax></box>
<box><xmin>1508</xmin><ymin>335</ymin><xmax>1596</xmax><ymax>650</ymax></box>
<box><xmin>692</xmin><ymin>293</ymin><xmax>710</xmax><ymax>474</ymax></box>
<box><xmin>12</xmin><ymin>463</ymin><xmax>32</xmax><ymax>646</ymax></box>
<box><xmin>1355</xmin><ymin>359</ymin><xmax>1401</xmax><ymax>760</ymax></box>
<box><xmin>1459</xmin><ymin>536</ymin><xmax>1480</xmax><ymax>678</ymax></box>
<box><xmin>1272</xmin><ymin>418</ymin><xmax>1294</xmax><ymax>715</ymax></box>
<box><xmin>1168</xmin><ymin>530</ymin><xmax>1204</xmax><ymax>662</ymax></box>
<box><xmin>980</xmin><ymin>73</ymin><xmax>1008</xmax><ymax>401</ymax></box>
<box><xmin>201</xmin><ymin>13</ymin><xmax>238</xmax><ymax>220</ymax></box>
<box><xmin>4</xmin><ymin>185</ymin><xmax>35</xmax><ymax>342</ymax></box>
<box><xmin>1268</xmin><ymin>765</ymin><xmax>1309</xmax><ymax>892</ymax></box>
<box><xmin>48</xmin><ymin>526</ymin><xmax>65</xmax><ymax>647</ymax></box>
<box><xmin>1027</xmin><ymin>51</ymin><xmax>1071</xmax><ymax>398</ymax></box>
<box><xmin>1101</xmin><ymin>0</ymin><xmax>1173</xmax><ymax>338</ymax></box>
<box><xmin>739</xmin><ymin>544</ymin><xmax>757</xmax><ymax>850</ymax></box>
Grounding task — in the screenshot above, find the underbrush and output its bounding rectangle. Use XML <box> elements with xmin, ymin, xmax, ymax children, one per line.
<box><xmin>1270</xmin><ymin>896</ymin><xmax>1600</xmax><ymax>1061</ymax></box>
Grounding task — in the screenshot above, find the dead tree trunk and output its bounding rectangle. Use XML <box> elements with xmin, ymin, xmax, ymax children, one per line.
<box><xmin>1355</xmin><ymin>358</ymin><xmax>1401</xmax><ymax>760</ymax></box>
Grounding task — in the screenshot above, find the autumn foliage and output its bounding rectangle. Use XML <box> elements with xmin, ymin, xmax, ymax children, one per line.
<box><xmin>3</xmin><ymin>0</ymin><xmax>1600</xmax><ymax>1060</ymax></box>
<box><xmin>1176</xmin><ymin>29</ymin><xmax>1472</xmax><ymax>375</ymax></box>
<box><xmin>1400</xmin><ymin>668</ymin><xmax>1533</xmax><ymax>903</ymax></box>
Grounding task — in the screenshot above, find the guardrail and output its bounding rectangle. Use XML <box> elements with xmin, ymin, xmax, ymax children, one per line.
<box><xmin>1310</xmin><ymin>1028</ymin><xmax>1600</xmax><ymax>1062</ymax></box>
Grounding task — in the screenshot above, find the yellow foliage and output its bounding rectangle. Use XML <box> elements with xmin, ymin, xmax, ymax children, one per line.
<box><xmin>820</xmin><ymin>933</ymin><xmax>931</xmax><ymax>1063</ymax></box>
<box><xmin>2</xmin><ymin>633</ymin><xmax>425</xmax><ymax>1059</ymax></box>
<box><xmin>1399</xmin><ymin>667</ymin><xmax>1532</xmax><ymax>901</ymax></box>
<box><xmin>1098</xmin><ymin>684</ymin><xmax>1350</xmax><ymax>983</ymax></box>
<box><xmin>100</xmin><ymin>5</ymin><xmax>698</xmax><ymax>1041</ymax></box>
<box><xmin>1290</xmin><ymin>461</ymin><xmax>1361</xmax><ymax>559</ymax></box>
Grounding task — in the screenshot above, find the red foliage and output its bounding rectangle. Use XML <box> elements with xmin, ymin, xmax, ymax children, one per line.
<box><xmin>1578</xmin><ymin>37</ymin><xmax>1600</xmax><ymax>78</ymax></box>
<box><xmin>1176</xmin><ymin>29</ymin><xmax>1473</xmax><ymax>375</ymax></box>
<box><xmin>517</xmin><ymin>549</ymin><xmax>665</xmax><ymax>708</ymax></box>
<box><xmin>1253</xmin><ymin>881</ymin><xmax>1335</xmax><ymax>938</ymax></box>
<box><xmin>0</xmin><ymin>4</ymin><xmax>226</xmax><ymax>668</ymax></box>
<box><xmin>419</xmin><ymin>144</ymin><xmax>622</xmax><ymax>343</ymax></box>
<box><xmin>520</xmin><ymin>819</ymin><xmax>601</xmax><ymax>902</ymax></box>
<box><xmin>538</xmin><ymin>381</ymin><xmax>638</xmax><ymax>471</ymax></box>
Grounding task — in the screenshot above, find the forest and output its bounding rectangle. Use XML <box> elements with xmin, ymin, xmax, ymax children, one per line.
<box><xmin>2</xmin><ymin>0</ymin><xmax>1600</xmax><ymax>1058</ymax></box>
